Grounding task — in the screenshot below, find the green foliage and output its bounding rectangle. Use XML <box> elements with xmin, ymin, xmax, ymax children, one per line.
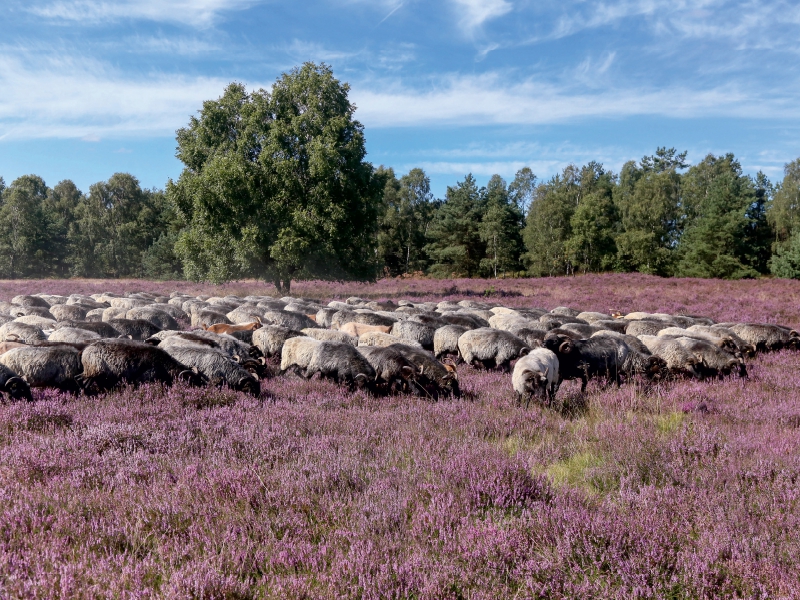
<box><xmin>376</xmin><ymin>167</ymin><xmax>435</xmax><ymax>276</ymax></box>
<box><xmin>769</xmin><ymin>230</ymin><xmax>800</xmax><ymax>279</ymax></box>
<box><xmin>425</xmin><ymin>174</ymin><xmax>486</xmax><ymax>278</ymax></box>
<box><xmin>479</xmin><ymin>175</ymin><xmax>524</xmax><ymax>278</ymax></box>
<box><xmin>171</xmin><ymin>63</ymin><xmax>382</xmax><ymax>293</ymax></box>
<box><xmin>768</xmin><ymin>159</ymin><xmax>800</xmax><ymax>258</ymax></box>
<box><xmin>675</xmin><ymin>154</ymin><xmax>759</xmax><ymax>279</ymax></box>
<box><xmin>0</xmin><ymin>175</ymin><xmax>52</xmax><ymax>277</ymax></box>
<box><xmin>508</xmin><ymin>167</ymin><xmax>536</xmax><ymax>217</ymax></box>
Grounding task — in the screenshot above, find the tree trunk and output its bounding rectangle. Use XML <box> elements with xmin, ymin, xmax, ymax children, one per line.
<box><xmin>274</xmin><ymin>279</ymin><xmax>291</xmax><ymax>295</ymax></box>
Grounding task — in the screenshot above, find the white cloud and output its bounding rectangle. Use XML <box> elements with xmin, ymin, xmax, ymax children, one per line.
<box><xmin>28</xmin><ymin>0</ymin><xmax>265</xmax><ymax>28</ymax></box>
<box><xmin>450</xmin><ymin>0</ymin><xmax>512</xmax><ymax>32</ymax></box>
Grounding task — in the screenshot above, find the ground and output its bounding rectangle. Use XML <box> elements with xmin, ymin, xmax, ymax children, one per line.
<box><xmin>1</xmin><ymin>274</ymin><xmax>799</xmax><ymax>598</ymax></box>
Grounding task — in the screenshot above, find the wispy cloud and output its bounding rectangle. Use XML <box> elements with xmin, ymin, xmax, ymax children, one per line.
<box><xmin>450</xmin><ymin>0</ymin><xmax>513</xmax><ymax>33</ymax></box>
<box><xmin>27</xmin><ymin>0</ymin><xmax>265</xmax><ymax>28</ymax></box>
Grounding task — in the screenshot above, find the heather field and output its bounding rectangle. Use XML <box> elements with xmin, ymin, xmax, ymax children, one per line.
<box><xmin>2</xmin><ymin>274</ymin><xmax>800</xmax><ymax>598</ymax></box>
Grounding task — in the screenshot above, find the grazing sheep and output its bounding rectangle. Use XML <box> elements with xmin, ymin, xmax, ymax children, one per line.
<box><xmin>305</xmin><ymin>341</ymin><xmax>377</xmax><ymax>392</ymax></box>
<box><xmin>226</xmin><ymin>305</ymin><xmax>267</xmax><ymax>324</ymax></box>
<box><xmin>638</xmin><ymin>336</ymin><xmax>703</xmax><ymax>379</ymax></box>
<box><xmin>166</xmin><ymin>330</ymin><xmax>253</xmax><ymax>361</ymax></box>
<box><xmin>505</xmin><ymin>327</ymin><xmax>546</xmax><ymax>349</ymax></box>
<box><xmin>592</xmin><ymin>319</ymin><xmax>628</xmax><ymax>333</ymax></box>
<box><xmin>550</xmin><ymin>306</ymin><xmax>581</xmax><ymax>317</ymax></box>
<box><xmin>261</xmin><ymin>310</ymin><xmax>317</xmax><ymax>331</ymax></box>
<box><xmin>442</xmin><ymin>312</ymin><xmax>489</xmax><ymax>328</ymax></box>
<box><xmin>14</xmin><ymin>315</ymin><xmax>57</xmax><ymax>329</ymax></box>
<box><xmin>48</xmin><ymin>327</ymin><xmax>101</xmax><ymax>344</ymax></box>
<box><xmin>80</xmin><ymin>338</ymin><xmax>206</xmax><ymax>393</ymax></box>
<box><xmin>301</xmin><ymin>328</ymin><xmax>358</xmax><ymax>346</ymax></box>
<box><xmin>558</xmin><ymin>323</ymin><xmax>603</xmax><ymax>338</ymax></box>
<box><xmin>0</xmin><ymin>363</ymin><xmax>32</xmax><ymax>402</ymax></box>
<box><xmin>339</xmin><ymin>322</ymin><xmax>392</xmax><ymax>337</ymax></box>
<box><xmin>543</xmin><ymin>333</ymin><xmax>630</xmax><ymax>391</ymax></box>
<box><xmin>692</xmin><ymin>325</ymin><xmax>756</xmax><ymax>357</ymax></box>
<box><xmin>108</xmin><ymin>297</ymin><xmax>150</xmax><ymax>310</ymax></box>
<box><xmin>625</xmin><ymin>320</ymin><xmax>676</xmax><ymax>337</ymax></box>
<box><xmin>0</xmin><ymin>345</ymin><xmax>83</xmax><ymax>392</ymax></box>
<box><xmin>591</xmin><ymin>330</ymin><xmax>651</xmax><ymax>355</ymax></box>
<box><xmin>12</xmin><ymin>295</ymin><xmax>51</xmax><ymax>308</ymax></box>
<box><xmin>315</xmin><ymin>308</ymin><xmax>339</xmax><ymax>328</ymax></box>
<box><xmin>391</xmin><ymin>320</ymin><xmax>437</xmax><ymax>350</ymax></box>
<box><xmin>55</xmin><ymin>320</ymin><xmax>120</xmax><ymax>339</ymax></box>
<box><xmin>161</xmin><ymin>346</ymin><xmax>260</xmax><ymax>396</ymax></box>
<box><xmin>50</xmin><ymin>304</ymin><xmax>88</xmax><ymax>321</ymax></box>
<box><xmin>512</xmin><ymin>348</ymin><xmax>560</xmax><ymax>407</ymax></box>
<box><xmin>280</xmin><ymin>336</ymin><xmax>321</xmax><ymax>376</ymax></box>
<box><xmin>488</xmin><ymin>313</ymin><xmax>545</xmax><ymax>332</ymax></box>
<box><xmin>408</xmin><ymin>313</ymin><xmax>450</xmax><ymax>328</ymax></box>
<box><xmin>659</xmin><ymin>327</ymin><xmax>740</xmax><ymax>356</ymax></box>
<box><xmin>102</xmin><ymin>307</ymin><xmax>129</xmax><ymax>322</ymax></box>
<box><xmin>433</xmin><ymin>325</ymin><xmax>468</xmax><ymax>361</ymax></box>
<box><xmin>724</xmin><ymin>323</ymin><xmax>800</xmax><ymax>352</ymax></box>
<box><xmin>388</xmin><ymin>343</ymin><xmax>460</xmax><ymax>399</ymax></box>
<box><xmin>205</xmin><ymin>321</ymin><xmax>263</xmax><ymax>336</ymax></box>
<box><xmin>358</xmin><ymin>331</ymin><xmax>420</xmax><ymax>349</ymax></box>
<box><xmin>0</xmin><ymin>341</ymin><xmax>26</xmax><ymax>355</ymax></box>
<box><xmin>673</xmin><ymin>337</ymin><xmax>746</xmax><ymax>378</ymax></box>
<box><xmin>191</xmin><ymin>309</ymin><xmax>231</xmax><ymax>329</ymax></box>
<box><xmin>108</xmin><ymin>319</ymin><xmax>162</xmax><ymax>340</ymax></box>
<box><xmin>576</xmin><ymin>311</ymin><xmax>611</xmax><ymax>324</ymax></box>
<box><xmin>0</xmin><ymin>322</ymin><xmax>46</xmax><ymax>343</ymax></box>
<box><xmin>357</xmin><ymin>345</ymin><xmax>419</xmax><ymax>394</ymax></box>
<box><xmin>458</xmin><ymin>328</ymin><xmax>531</xmax><ymax>372</ymax></box>
<box><xmin>125</xmin><ymin>306</ymin><xmax>179</xmax><ymax>330</ymax></box>
<box><xmin>252</xmin><ymin>325</ymin><xmax>304</xmax><ymax>358</ymax></box>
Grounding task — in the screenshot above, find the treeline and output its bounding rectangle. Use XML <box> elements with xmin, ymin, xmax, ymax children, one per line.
<box><xmin>2</xmin><ymin>149</ymin><xmax>800</xmax><ymax>282</ymax></box>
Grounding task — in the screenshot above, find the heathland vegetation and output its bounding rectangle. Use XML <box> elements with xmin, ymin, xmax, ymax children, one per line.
<box><xmin>3</xmin><ymin>63</ymin><xmax>800</xmax><ymax>292</ymax></box>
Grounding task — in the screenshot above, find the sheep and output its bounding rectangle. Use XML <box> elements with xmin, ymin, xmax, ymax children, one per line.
<box><xmin>543</xmin><ymin>333</ymin><xmax>629</xmax><ymax>391</ymax></box>
<box><xmin>558</xmin><ymin>323</ymin><xmax>603</xmax><ymax>338</ymax></box>
<box><xmin>433</xmin><ymin>325</ymin><xmax>468</xmax><ymax>361</ymax></box>
<box><xmin>50</xmin><ymin>304</ymin><xmax>88</xmax><ymax>321</ymax></box>
<box><xmin>0</xmin><ymin>345</ymin><xmax>83</xmax><ymax>393</ymax></box>
<box><xmin>340</xmin><ymin>322</ymin><xmax>391</xmax><ymax>337</ymax></box>
<box><xmin>658</xmin><ymin>327</ymin><xmax>741</xmax><ymax>357</ymax></box>
<box><xmin>55</xmin><ymin>320</ymin><xmax>120</xmax><ymax>339</ymax></box>
<box><xmin>351</xmin><ymin>311</ymin><xmax>398</xmax><ymax>327</ymax></box>
<box><xmin>261</xmin><ymin>310</ymin><xmax>317</xmax><ymax>331</ymax></box>
<box><xmin>226</xmin><ymin>305</ymin><xmax>267</xmax><ymax>324</ymax></box>
<box><xmin>0</xmin><ymin>363</ymin><xmax>32</xmax><ymax>402</ymax></box>
<box><xmin>160</xmin><ymin>346</ymin><xmax>260</xmax><ymax>396</ymax></box>
<box><xmin>84</xmin><ymin>309</ymin><xmax>106</xmax><ymax>322</ymax></box>
<box><xmin>576</xmin><ymin>311</ymin><xmax>612</xmax><ymax>324</ymax></box>
<box><xmin>357</xmin><ymin>345</ymin><xmax>419</xmax><ymax>394</ymax></box>
<box><xmin>315</xmin><ymin>308</ymin><xmax>339</xmax><ymax>328</ymax></box>
<box><xmin>9</xmin><ymin>305</ymin><xmax>54</xmax><ymax>320</ymax></box>
<box><xmin>592</xmin><ymin>319</ymin><xmax>628</xmax><ymax>333</ymax></box>
<box><xmin>0</xmin><ymin>322</ymin><xmax>46</xmax><ymax>344</ymax></box>
<box><xmin>0</xmin><ymin>341</ymin><xmax>26</xmax><ymax>355</ymax></box>
<box><xmin>591</xmin><ymin>330</ymin><xmax>651</xmax><ymax>355</ymax></box>
<box><xmin>505</xmin><ymin>327</ymin><xmax>546</xmax><ymax>349</ymax></box>
<box><xmin>108</xmin><ymin>297</ymin><xmax>150</xmax><ymax>310</ymax></box>
<box><xmin>280</xmin><ymin>336</ymin><xmax>321</xmax><ymax>376</ymax></box>
<box><xmin>638</xmin><ymin>336</ymin><xmax>703</xmax><ymax>379</ymax></box>
<box><xmin>14</xmin><ymin>315</ymin><xmax>57</xmax><ymax>329</ymax></box>
<box><xmin>102</xmin><ymin>307</ymin><xmax>128</xmax><ymax>322</ymax></box>
<box><xmin>191</xmin><ymin>309</ymin><xmax>231</xmax><ymax>329</ymax></box>
<box><xmin>163</xmin><ymin>330</ymin><xmax>253</xmax><ymax>361</ymax></box>
<box><xmin>80</xmin><ymin>338</ymin><xmax>206</xmax><ymax>393</ymax></box>
<box><xmin>12</xmin><ymin>295</ymin><xmax>51</xmax><ymax>308</ymax></box>
<box><xmin>691</xmin><ymin>325</ymin><xmax>756</xmax><ymax>357</ymax></box>
<box><xmin>550</xmin><ymin>306</ymin><xmax>582</xmax><ymax>317</ymax></box>
<box><xmin>391</xmin><ymin>320</ymin><xmax>437</xmax><ymax>350</ymax></box>
<box><xmin>512</xmin><ymin>348</ymin><xmax>560</xmax><ymax>407</ymax></box>
<box><xmin>673</xmin><ymin>337</ymin><xmax>746</xmax><ymax>378</ymax></box>
<box><xmin>458</xmin><ymin>328</ymin><xmax>531</xmax><ymax>371</ymax></box>
<box><xmin>408</xmin><ymin>313</ymin><xmax>450</xmax><ymax>328</ymax></box>
<box><xmin>387</xmin><ymin>343</ymin><xmax>460</xmax><ymax>399</ymax></box>
<box><xmin>723</xmin><ymin>323</ymin><xmax>800</xmax><ymax>353</ymax></box>
<box><xmin>126</xmin><ymin>306</ymin><xmax>179</xmax><ymax>330</ymax></box>
<box><xmin>252</xmin><ymin>325</ymin><xmax>304</xmax><ymax>358</ymax></box>
<box><xmin>625</xmin><ymin>320</ymin><xmax>676</xmax><ymax>337</ymax></box>
<box><xmin>301</xmin><ymin>328</ymin><xmax>358</xmax><ymax>345</ymax></box>
<box><xmin>48</xmin><ymin>327</ymin><xmax>101</xmax><ymax>344</ymax></box>
<box><xmin>358</xmin><ymin>331</ymin><xmax>420</xmax><ymax>349</ymax></box>
<box><xmin>205</xmin><ymin>320</ymin><xmax>263</xmax><ymax>336</ymax></box>
<box><xmin>304</xmin><ymin>341</ymin><xmax>377</xmax><ymax>392</ymax></box>
<box><xmin>108</xmin><ymin>319</ymin><xmax>162</xmax><ymax>340</ymax></box>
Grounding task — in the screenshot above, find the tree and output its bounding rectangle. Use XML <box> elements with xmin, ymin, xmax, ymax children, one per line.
<box><xmin>0</xmin><ymin>175</ymin><xmax>52</xmax><ymax>278</ymax></box>
<box><xmin>425</xmin><ymin>174</ymin><xmax>486</xmax><ymax>277</ymax></box>
<box><xmin>43</xmin><ymin>180</ymin><xmax>82</xmax><ymax>277</ymax></box>
<box><xmin>479</xmin><ymin>175</ymin><xmax>524</xmax><ymax>278</ymax></box>
<box><xmin>676</xmin><ymin>154</ymin><xmax>758</xmax><ymax>279</ymax></box>
<box><xmin>508</xmin><ymin>167</ymin><xmax>536</xmax><ymax>217</ymax></box>
<box><xmin>743</xmin><ymin>172</ymin><xmax>773</xmax><ymax>274</ymax></box>
<box><xmin>376</xmin><ymin>167</ymin><xmax>434</xmax><ymax>276</ymax></box>
<box><xmin>768</xmin><ymin>159</ymin><xmax>800</xmax><ymax>249</ymax></box>
<box><xmin>170</xmin><ymin>63</ymin><xmax>382</xmax><ymax>294</ymax></box>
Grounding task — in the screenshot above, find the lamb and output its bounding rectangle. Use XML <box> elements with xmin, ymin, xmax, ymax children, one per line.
<box><xmin>304</xmin><ymin>341</ymin><xmax>377</xmax><ymax>392</ymax></box>
<box><xmin>512</xmin><ymin>348</ymin><xmax>560</xmax><ymax>407</ymax></box>
<box><xmin>160</xmin><ymin>346</ymin><xmax>260</xmax><ymax>396</ymax></box>
<box><xmin>458</xmin><ymin>328</ymin><xmax>531</xmax><ymax>371</ymax></box>
<box><xmin>80</xmin><ymin>338</ymin><xmax>206</xmax><ymax>393</ymax></box>
<box><xmin>0</xmin><ymin>345</ymin><xmax>83</xmax><ymax>393</ymax></box>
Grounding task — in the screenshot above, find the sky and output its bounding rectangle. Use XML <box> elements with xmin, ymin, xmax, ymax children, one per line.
<box><xmin>1</xmin><ymin>0</ymin><xmax>799</xmax><ymax>197</ymax></box>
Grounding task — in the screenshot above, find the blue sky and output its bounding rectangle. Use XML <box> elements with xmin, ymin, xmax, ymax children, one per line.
<box><xmin>1</xmin><ymin>0</ymin><xmax>799</xmax><ymax>196</ymax></box>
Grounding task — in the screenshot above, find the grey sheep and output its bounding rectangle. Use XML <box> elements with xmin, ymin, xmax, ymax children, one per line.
<box><xmin>458</xmin><ymin>328</ymin><xmax>531</xmax><ymax>371</ymax></box>
<box><xmin>55</xmin><ymin>320</ymin><xmax>120</xmax><ymax>339</ymax></box>
<box><xmin>84</xmin><ymin>309</ymin><xmax>106</xmax><ymax>322</ymax></box>
<box><xmin>625</xmin><ymin>320</ymin><xmax>676</xmax><ymax>337</ymax></box>
<box><xmin>0</xmin><ymin>363</ymin><xmax>32</xmax><ymax>401</ymax></box>
<box><xmin>253</xmin><ymin>325</ymin><xmax>304</xmax><ymax>358</ymax></box>
<box><xmin>723</xmin><ymin>323</ymin><xmax>800</xmax><ymax>352</ymax></box>
<box><xmin>512</xmin><ymin>348</ymin><xmax>560</xmax><ymax>407</ymax></box>
<box><xmin>305</xmin><ymin>341</ymin><xmax>377</xmax><ymax>391</ymax></box>
<box><xmin>591</xmin><ymin>330</ymin><xmax>651</xmax><ymax>355</ymax></box>
<box><xmin>391</xmin><ymin>320</ymin><xmax>437</xmax><ymax>350</ymax></box>
<box><xmin>358</xmin><ymin>331</ymin><xmax>420</xmax><ymax>349</ymax></box>
<box><xmin>12</xmin><ymin>295</ymin><xmax>51</xmax><ymax>308</ymax></box>
<box><xmin>161</xmin><ymin>345</ymin><xmax>260</xmax><ymax>396</ymax></box>
<box><xmin>280</xmin><ymin>336</ymin><xmax>321</xmax><ymax>375</ymax></box>
<box><xmin>691</xmin><ymin>325</ymin><xmax>756</xmax><ymax>357</ymax></box>
<box><xmin>0</xmin><ymin>345</ymin><xmax>83</xmax><ymax>393</ymax></box>
<box><xmin>388</xmin><ymin>343</ymin><xmax>460</xmax><ymax>399</ymax></box>
<box><xmin>576</xmin><ymin>311</ymin><xmax>611</xmax><ymax>323</ymax></box>
<box><xmin>108</xmin><ymin>319</ymin><xmax>162</xmax><ymax>340</ymax></box>
<box><xmin>357</xmin><ymin>345</ymin><xmax>419</xmax><ymax>394</ymax></box>
<box><xmin>673</xmin><ymin>337</ymin><xmax>746</xmax><ymax>378</ymax></box>
<box><xmin>301</xmin><ymin>328</ymin><xmax>358</xmax><ymax>346</ymax></box>
<box><xmin>102</xmin><ymin>307</ymin><xmax>128</xmax><ymax>322</ymax></box>
<box><xmin>226</xmin><ymin>305</ymin><xmax>267</xmax><ymax>324</ymax></box>
<box><xmin>191</xmin><ymin>309</ymin><xmax>231</xmax><ymax>328</ymax></box>
<box><xmin>50</xmin><ymin>304</ymin><xmax>88</xmax><ymax>321</ymax></box>
<box><xmin>558</xmin><ymin>323</ymin><xmax>603</xmax><ymax>338</ymax></box>
<box><xmin>14</xmin><ymin>315</ymin><xmax>57</xmax><ymax>329</ymax></box>
<box><xmin>80</xmin><ymin>338</ymin><xmax>205</xmax><ymax>393</ymax></box>
<box><xmin>48</xmin><ymin>327</ymin><xmax>101</xmax><ymax>344</ymax></box>
<box><xmin>10</xmin><ymin>306</ymin><xmax>54</xmax><ymax>319</ymax></box>
<box><xmin>638</xmin><ymin>336</ymin><xmax>702</xmax><ymax>379</ymax></box>
<box><xmin>592</xmin><ymin>319</ymin><xmax>628</xmax><ymax>333</ymax></box>
<box><xmin>262</xmin><ymin>310</ymin><xmax>317</xmax><ymax>331</ymax></box>
<box><xmin>315</xmin><ymin>308</ymin><xmax>339</xmax><ymax>328</ymax></box>
<box><xmin>351</xmin><ymin>311</ymin><xmax>397</xmax><ymax>327</ymax></box>
<box><xmin>550</xmin><ymin>306</ymin><xmax>581</xmax><ymax>317</ymax></box>
<box><xmin>658</xmin><ymin>327</ymin><xmax>741</xmax><ymax>357</ymax></box>
<box><xmin>0</xmin><ymin>322</ymin><xmax>46</xmax><ymax>343</ymax></box>
<box><xmin>433</xmin><ymin>325</ymin><xmax>468</xmax><ymax>361</ymax></box>
<box><xmin>164</xmin><ymin>330</ymin><xmax>252</xmax><ymax>361</ymax></box>
<box><xmin>126</xmin><ymin>306</ymin><xmax>179</xmax><ymax>330</ymax></box>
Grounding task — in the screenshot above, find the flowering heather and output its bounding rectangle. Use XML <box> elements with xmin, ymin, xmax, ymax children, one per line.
<box><xmin>1</xmin><ymin>275</ymin><xmax>800</xmax><ymax>598</ymax></box>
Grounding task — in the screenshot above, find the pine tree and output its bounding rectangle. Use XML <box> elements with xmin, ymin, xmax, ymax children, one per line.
<box><xmin>479</xmin><ymin>175</ymin><xmax>524</xmax><ymax>278</ymax></box>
